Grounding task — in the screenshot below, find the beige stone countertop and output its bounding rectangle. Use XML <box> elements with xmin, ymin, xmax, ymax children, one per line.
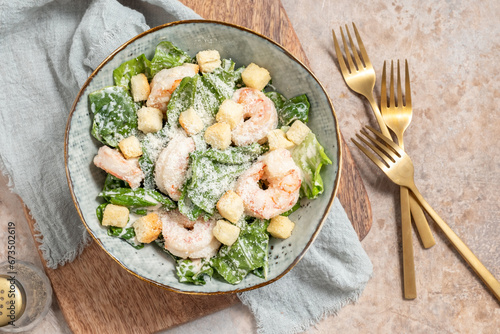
<box><xmin>0</xmin><ymin>0</ymin><xmax>499</xmax><ymax>333</ymax></box>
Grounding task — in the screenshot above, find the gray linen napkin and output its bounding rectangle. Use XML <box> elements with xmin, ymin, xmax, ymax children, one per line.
<box><xmin>0</xmin><ymin>1</ymin><xmax>373</xmax><ymax>333</ymax></box>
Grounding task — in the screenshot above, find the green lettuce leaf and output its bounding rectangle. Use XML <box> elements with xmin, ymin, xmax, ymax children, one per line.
<box><xmin>166</xmin><ymin>76</ymin><xmax>197</xmax><ymax>128</ymax></box>
<box><xmin>138</xmin><ymin>127</ymin><xmax>170</xmax><ymax>189</ymax></box>
<box><xmin>150</xmin><ymin>41</ymin><xmax>192</xmax><ymax>76</ymax></box>
<box><xmin>176</xmin><ymin>258</ymin><xmax>214</xmax><ymax>285</ymax></box>
<box><xmin>199</xmin><ymin>143</ymin><xmax>266</xmax><ymax>164</ymax></box>
<box><xmin>211</xmin><ymin>219</ymin><xmax>270</xmax><ymax>284</ymax></box>
<box><xmin>113</xmin><ymin>54</ymin><xmax>151</xmax><ymax>89</ymax></box>
<box><xmin>154</xmin><ymin>236</ymin><xmax>213</xmax><ymax>285</ymax></box>
<box><xmin>186</xmin><ymin>151</ymin><xmax>249</xmax><ymax>215</ymax></box>
<box><xmin>265</xmin><ymin>91</ymin><xmax>286</xmax><ymax>110</ymax></box>
<box><xmin>202</xmin><ymin>59</ymin><xmax>244</xmax><ymax>101</ymax></box>
<box><xmin>266</xmin><ymin>92</ymin><xmax>310</xmax><ymax>126</ymax></box>
<box><xmin>102</xmin><ymin>174</ymin><xmax>130</xmax><ymax>191</ymax></box>
<box><xmin>178</xmin><ymin>185</ymin><xmax>208</xmax><ymax>221</ymax></box>
<box><xmin>96</xmin><ymin>203</ymin><xmax>144</xmax><ymax>249</ymax></box>
<box><xmin>99</xmin><ymin>187</ymin><xmax>176</xmax><ymax>209</ymax></box>
<box><xmin>89</xmin><ymin>86</ymin><xmax>139</xmax><ymax>147</ymax></box>
<box><xmin>291</xmin><ymin>132</ymin><xmax>332</xmax><ymax>199</ymax></box>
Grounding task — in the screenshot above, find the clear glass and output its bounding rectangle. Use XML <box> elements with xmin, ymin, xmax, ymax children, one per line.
<box><xmin>0</xmin><ymin>261</ymin><xmax>52</xmax><ymax>333</ymax></box>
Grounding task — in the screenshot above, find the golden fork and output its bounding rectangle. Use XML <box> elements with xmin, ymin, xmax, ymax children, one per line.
<box><xmin>352</xmin><ymin>126</ymin><xmax>500</xmax><ymax>302</ymax></box>
<box><xmin>381</xmin><ymin>60</ymin><xmax>435</xmax><ymax>251</ymax></box>
<box><xmin>332</xmin><ymin>24</ymin><xmax>434</xmax><ymax>248</ymax></box>
<box><xmin>380</xmin><ymin>59</ymin><xmax>416</xmax><ymax>298</ymax></box>
<box><xmin>332</xmin><ymin>23</ymin><xmax>387</xmax><ymax>135</ymax></box>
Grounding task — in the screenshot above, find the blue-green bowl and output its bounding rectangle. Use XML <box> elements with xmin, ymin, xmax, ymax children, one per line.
<box><xmin>65</xmin><ymin>20</ymin><xmax>341</xmax><ymax>294</ymax></box>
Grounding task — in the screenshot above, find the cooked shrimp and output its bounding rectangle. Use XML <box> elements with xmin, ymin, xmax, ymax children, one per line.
<box><xmin>154</xmin><ymin>132</ymin><xmax>195</xmax><ymax>201</ymax></box>
<box><xmin>161</xmin><ymin>210</ymin><xmax>221</xmax><ymax>259</ymax></box>
<box><xmin>146</xmin><ymin>63</ymin><xmax>199</xmax><ymax>112</ymax></box>
<box><xmin>93</xmin><ymin>146</ymin><xmax>144</xmax><ymax>189</ymax></box>
<box><xmin>235</xmin><ymin>148</ymin><xmax>301</xmax><ymax>219</ymax></box>
<box><xmin>231</xmin><ymin>87</ymin><xmax>278</xmax><ymax>146</ymax></box>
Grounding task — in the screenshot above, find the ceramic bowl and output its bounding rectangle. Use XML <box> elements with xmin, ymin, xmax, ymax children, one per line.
<box><xmin>65</xmin><ymin>20</ymin><xmax>341</xmax><ymax>294</ymax></box>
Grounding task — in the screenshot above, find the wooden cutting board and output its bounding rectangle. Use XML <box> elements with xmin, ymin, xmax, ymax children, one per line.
<box><xmin>24</xmin><ymin>1</ymin><xmax>372</xmax><ymax>333</ymax></box>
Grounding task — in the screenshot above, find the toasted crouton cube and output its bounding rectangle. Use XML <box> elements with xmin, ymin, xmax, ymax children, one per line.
<box><xmin>286</xmin><ymin>120</ymin><xmax>311</xmax><ymax>145</ymax></box>
<box><xmin>204</xmin><ymin>122</ymin><xmax>231</xmax><ymax>150</ymax></box>
<box><xmin>196</xmin><ymin>50</ymin><xmax>221</xmax><ymax>73</ymax></box>
<box><xmin>213</xmin><ymin>220</ymin><xmax>241</xmax><ymax>246</ymax></box>
<box><xmin>267</xmin><ymin>216</ymin><xmax>295</xmax><ymax>239</ymax></box>
<box><xmin>241</xmin><ymin>63</ymin><xmax>271</xmax><ymax>91</ymax></box>
<box><xmin>133</xmin><ymin>213</ymin><xmax>162</xmax><ymax>244</ymax></box>
<box><xmin>179</xmin><ymin>107</ymin><xmax>204</xmax><ymax>136</ymax></box>
<box><xmin>118</xmin><ymin>136</ymin><xmax>143</xmax><ymax>159</ymax></box>
<box><xmin>102</xmin><ymin>204</ymin><xmax>129</xmax><ymax>228</ymax></box>
<box><xmin>216</xmin><ymin>100</ymin><xmax>244</xmax><ymax>130</ymax></box>
<box><xmin>217</xmin><ymin>190</ymin><xmax>244</xmax><ymax>223</ymax></box>
<box><xmin>137</xmin><ymin>106</ymin><xmax>163</xmax><ymax>133</ymax></box>
<box><xmin>267</xmin><ymin>129</ymin><xmax>295</xmax><ymax>151</ymax></box>
<box><xmin>130</xmin><ymin>73</ymin><xmax>150</xmax><ymax>102</ymax></box>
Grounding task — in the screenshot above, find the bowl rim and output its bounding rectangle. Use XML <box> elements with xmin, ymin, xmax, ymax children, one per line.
<box><xmin>64</xmin><ymin>19</ymin><xmax>342</xmax><ymax>295</ymax></box>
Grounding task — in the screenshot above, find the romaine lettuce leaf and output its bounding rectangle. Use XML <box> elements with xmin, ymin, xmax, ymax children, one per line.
<box><xmin>186</xmin><ymin>152</ymin><xmax>249</xmax><ymax>215</ymax></box>
<box><xmin>154</xmin><ymin>236</ymin><xmax>213</xmax><ymax>285</ymax></box>
<box><xmin>211</xmin><ymin>219</ymin><xmax>270</xmax><ymax>284</ymax></box>
<box><xmin>96</xmin><ymin>203</ymin><xmax>144</xmax><ymax>249</ymax></box>
<box><xmin>265</xmin><ymin>91</ymin><xmax>310</xmax><ymax>126</ymax></box>
<box><xmin>99</xmin><ymin>187</ymin><xmax>176</xmax><ymax>209</ymax></box>
<box><xmin>202</xmin><ymin>59</ymin><xmax>244</xmax><ymax>101</ymax></box>
<box><xmin>150</xmin><ymin>41</ymin><xmax>192</xmax><ymax>76</ymax></box>
<box><xmin>166</xmin><ymin>76</ymin><xmax>197</xmax><ymax>128</ymax></box>
<box><xmin>199</xmin><ymin>143</ymin><xmax>266</xmax><ymax>164</ymax></box>
<box><xmin>138</xmin><ymin>126</ymin><xmax>170</xmax><ymax>189</ymax></box>
<box><xmin>176</xmin><ymin>258</ymin><xmax>214</xmax><ymax>285</ymax></box>
<box><xmin>113</xmin><ymin>54</ymin><xmax>151</xmax><ymax>89</ymax></box>
<box><xmin>265</xmin><ymin>91</ymin><xmax>286</xmax><ymax>110</ymax></box>
<box><xmin>89</xmin><ymin>86</ymin><xmax>139</xmax><ymax>147</ymax></box>
<box><xmin>291</xmin><ymin>132</ymin><xmax>332</xmax><ymax>199</ymax></box>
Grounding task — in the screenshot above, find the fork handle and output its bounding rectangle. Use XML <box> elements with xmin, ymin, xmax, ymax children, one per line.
<box><xmin>400</xmin><ymin>187</ymin><xmax>416</xmax><ymax>299</ymax></box>
<box><xmin>366</xmin><ymin>93</ymin><xmax>392</xmax><ymax>138</ymax></box>
<box><xmin>409</xmin><ymin>194</ymin><xmax>436</xmax><ymax>248</ymax></box>
<box><xmin>407</xmin><ymin>184</ymin><xmax>500</xmax><ymax>301</ymax></box>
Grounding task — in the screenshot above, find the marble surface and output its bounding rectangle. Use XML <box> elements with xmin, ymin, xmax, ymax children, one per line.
<box><xmin>0</xmin><ymin>0</ymin><xmax>499</xmax><ymax>333</ymax></box>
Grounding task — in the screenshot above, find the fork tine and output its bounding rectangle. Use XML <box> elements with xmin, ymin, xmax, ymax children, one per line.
<box><xmin>360</xmin><ymin>128</ymin><xmax>399</xmax><ymax>162</ymax></box>
<box><xmin>397</xmin><ymin>60</ymin><xmax>403</xmax><ymax>108</ymax></box>
<box><xmin>352</xmin><ymin>138</ymin><xmax>389</xmax><ymax>172</ymax></box>
<box><xmin>365</xmin><ymin>125</ymin><xmax>405</xmax><ymax>156</ymax></box>
<box><xmin>356</xmin><ymin>133</ymin><xmax>395</xmax><ymax>166</ymax></box>
<box><xmin>352</xmin><ymin>23</ymin><xmax>372</xmax><ymax>69</ymax></box>
<box><xmin>345</xmin><ymin>24</ymin><xmax>363</xmax><ymax>70</ymax></box>
<box><xmin>340</xmin><ymin>26</ymin><xmax>355</xmax><ymax>72</ymax></box>
<box><xmin>332</xmin><ymin>29</ymin><xmax>350</xmax><ymax>78</ymax></box>
<box><xmin>381</xmin><ymin>61</ymin><xmax>387</xmax><ymax>110</ymax></box>
<box><xmin>389</xmin><ymin>60</ymin><xmax>395</xmax><ymax>108</ymax></box>
<box><xmin>405</xmin><ymin>59</ymin><xmax>412</xmax><ymax>109</ymax></box>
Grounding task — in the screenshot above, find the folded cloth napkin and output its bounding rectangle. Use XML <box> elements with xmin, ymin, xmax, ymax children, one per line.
<box><xmin>0</xmin><ymin>1</ymin><xmax>372</xmax><ymax>333</ymax></box>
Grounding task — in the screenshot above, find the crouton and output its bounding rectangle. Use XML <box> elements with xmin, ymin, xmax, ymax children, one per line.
<box><xmin>267</xmin><ymin>215</ymin><xmax>295</xmax><ymax>239</ymax></box>
<box><xmin>133</xmin><ymin>213</ymin><xmax>162</xmax><ymax>244</ymax></box>
<box><xmin>130</xmin><ymin>73</ymin><xmax>150</xmax><ymax>102</ymax></box>
<box><xmin>213</xmin><ymin>220</ymin><xmax>241</xmax><ymax>246</ymax></box>
<box><xmin>241</xmin><ymin>63</ymin><xmax>271</xmax><ymax>91</ymax></box>
<box><xmin>179</xmin><ymin>107</ymin><xmax>204</xmax><ymax>136</ymax></box>
<box><xmin>267</xmin><ymin>129</ymin><xmax>295</xmax><ymax>151</ymax></box>
<box><xmin>118</xmin><ymin>136</ymin><xmax>143</xmax><ymax>159</ymax></box>
<box><xmin>216</xmin><ymin>190</ymin><xmax>244</xmax><ymax>223</ymax></box>
<box><xmin>204</xmin><ymin>122</ymin><xmax>231</xmax><ymax>150</ymax></box>
<box><xmin>137</xmin><ymin>106</ymin><xmax>163</xmax><ymax>133</ymax></box>
<box><xmin>216</xmin><ymin>100</ymin><xmax>244</xmax><ymax>130</ymax></box>
<box><xmin>102</xmin><ymin>204</ymin><xmax>129</xmax><ymax>228</ymax></box>
<box><xmin>286</xmin><ymin>120</ymin><xmax>310</xmax><ymax>145</ymax></box>
<box><xmin>196</xmin><ymin>50</ymin><xmax>221</xmax><ymax>73</ymax></box>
